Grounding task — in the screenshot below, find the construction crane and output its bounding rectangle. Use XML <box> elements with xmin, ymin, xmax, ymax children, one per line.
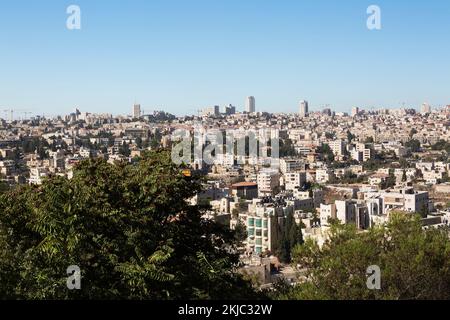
<box><xmin>2</xmin><ymin>109</ymin><xmax>13</xmax><ymax>122</ymax></box>
<box><xmin>22</xmin><ymin>111</ymin><xmax>33</xmax><ymax>120</ymax></box>
<box><xmin>1</xmin><ymin>108</ymin><xmax>31</xmax><ymax>122</ymax></box>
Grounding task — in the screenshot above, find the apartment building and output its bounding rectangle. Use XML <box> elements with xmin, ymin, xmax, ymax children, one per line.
<box><xmin>279</xmin><ymin>158</ymin><xmax>305</xmax><ymax>174</ymax></box>
<box><xmin>329</xmin><ymin>139</ymin><xmax>346</xmax><ymax>157</ymax></box>
<box><xmin>257</xmin><ymin>169</ymin><xmax>280</xmax><ymax>196</ymax></box>
<box><xmin>29</xmin><ymin>167</ymin><xmax>50</xmax><ymax>185</ymax></box>
<box><xmin>0</xmin><ymin>160</ymin><xmax>15</xmax><ymax>176</ymax></box>
<box><xmin>241</xmin><ymin>205</ymin><xmax>283</xmax><ymax>254</ymax></box>
<box><xmin>320</xmin><ymin>203</ymin><xmax>336</xmax><ymax>226</ymax></box>
<box><xmin>231</xmin><ymin>182</ymin><xmax>258</xmax><ymax>200</ymax></box>
<box><xmin>283</xmin><ymin>171</ymin><xmax>306</xmax><ymax>191</ymax></box>
<box><xmin>372</xmin><ymin>187</ymin><xmax>430</xmax><ymax>213</ymax></box>
<box><xmin>294</xmin><ymin>189</ymin><xmax>324</xmax><ymax>208</ymax></box>
<box><xmin>316</xmin><ymin>169</ymin><xmax>334</xmax><ymax>183</ymax></box>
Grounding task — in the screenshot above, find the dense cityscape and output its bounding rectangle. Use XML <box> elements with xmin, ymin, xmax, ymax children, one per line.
<box><xmin>1</xmin><ymin>1</ymin><xmax>450</xmax><ymax>309</ymax></box>
<box><xmin>1</xmin><ymin>99</ymin><xmax>449</xmax><ymax>300</ymax></box>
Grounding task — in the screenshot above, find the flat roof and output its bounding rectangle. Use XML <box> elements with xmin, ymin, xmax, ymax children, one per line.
<box><xmin>231</xmin><ymin>182</ymin><xmax>258</xmax><ymax>188</ymax></box>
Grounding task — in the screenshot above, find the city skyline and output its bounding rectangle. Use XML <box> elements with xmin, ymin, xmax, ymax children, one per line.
<box><xmin>1</xmin><ymin>97</ymin><xmax>447</xmax><ymax>121</ymax></box>
<box><xmin>1</xmin><ymin>0</ymin><xmax>450</xmax><ymax>116</ymax></box>
<box><xmin>1</xmin><ymin>0</ymin><xmax>450</xmax><ymax>306</ymax></box>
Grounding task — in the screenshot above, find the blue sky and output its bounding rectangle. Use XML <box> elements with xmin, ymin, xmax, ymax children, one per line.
<box><xmin>0</xmin><ymin>0</ymin><xmax>449</xmax><ymax>116</ymax></box>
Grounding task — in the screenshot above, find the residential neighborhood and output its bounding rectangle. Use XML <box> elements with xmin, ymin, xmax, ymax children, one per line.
<box><xmin>1</xmin><ymin>103</ymin><xmax>449</xmax><ymax>287</ymax></box>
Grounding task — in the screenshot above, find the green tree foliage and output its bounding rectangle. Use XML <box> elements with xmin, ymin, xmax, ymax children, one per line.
<box><xmin>346</xmin><ymin>131</ymin><xmax>355</xmax><ymax>143</ymax></box>
<box><xmin>0</xmin><ymin>151</ymin><xmax>258</xmax><ymax>300</ymax></box>
<box><xmin>150</xmin><ymin>138</ymin><xmax>160</xmax><ymax>149</ymax></box>
<box><xmin>402</xmin><ymin>170</ymin><xmax>407</xmax><ymax>182</ymax></box>
<box><xmin>380</xmin><ymin>173</ymin><xmax>397</xmax><ymax>190</ymax></box>
<box><xmin>118</xmin><ymin>142</ymin><xmax>131</xmax><ymax>157</ymax></box>
<box><xmin>274</xmin><ymin>213</ymin><xmax>450</xmax><ymax>300</ymax></box>
<box><xmin>234</xmin><ymin>221</ymin><xmax>247</xmax><ymax>243</ymax></box>
<box><xmin>405</xmin><ymin>139</ymin><xmax>421</xmax><ymax>153</ymax></box>
<box><xmin>276</xmin><ymin>212</ymin><xmax>303</xmax><ymax>263</ymax></box>
<box><xmin>317</xmin><ymin>144</ymin><xmax>335</xmax><ymax>163</ymax></box>
<box><xmin>431</xmin><ymin>140</ymin><xmax>450</xmax><ymax>153</ymax></box>
<box><xmin>135</xmin><ymin>137</ymin><xmax>143</xmax><ymax>149</ymax></box>
<box><xmin>0</xmin><ymin>179</ymin><xmax>8</xmax><ymax>194</ymax></box>
<box><xmin>337</xmin><ymin>171</ymin><xmax>366</xmax><ymax>184</ymax></box>
<box><xmin>279</xmin><ymin>139</ymin><xmax>297</xmax><ymax>157</ymax></box>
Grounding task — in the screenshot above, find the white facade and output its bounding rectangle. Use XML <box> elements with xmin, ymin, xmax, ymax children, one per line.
<box><xmin>133</xmin><ymin>104</ymin><xmax>141</xmax><ymax>118</ymax></box>
<box><xmin>280</xmin><ymin>159</ymin><xmax>305</xmax><ymax>174</ymax></box>
<box><xmin>316</xmin><ymin>169</ymin><xmax>333</xmax><ymax>183</ymax></box>
<box><xmin>283</xmin><ymin>171</ymin><xmax>306</xmax><ymax>191</ymax></box>
<box><xmin>257</xmin><ymin>169</ymin><xmax>280</xmax><ymax>195</ymax></box>
<box><xmin>299</xmin><ymin>100</ymin><xmax>309</xmax><ymax>118</ymax></box>
<box><xmin>329</xmin><ymin>140</ymin><xmax>346</xmax><ymax>157</ymax></box>
<box><xmin>246</xmin><ymin>96</ymin><xmax>256</xmax><ymax>113</ymax></box>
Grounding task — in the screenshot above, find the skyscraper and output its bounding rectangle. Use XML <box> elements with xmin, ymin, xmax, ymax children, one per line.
<box><xmin>246</xmin><ymin>96</ymin><xmax>255</xmax><ymax>113</ymax></box>
<box><xmin>133</xmin><ymin>104</ymin><xmax>141</xmax><ymax>118</ymax></box>
<box><xmin>299</xmin><ymin>100</ymin><xmax>309</xmax><ymax>117</ymax></box>
<box><xmin>351</xmin><ymin>107</ymin><xmax>360</xmax><ymax>117</ymax></box>
<box><xmin>224</xmin><ymin>104</ymin><xmax>236</xmax><ymax>115</ymax></box>
<box><xmin>421</xmin><ymin>103</ymin><xmax>431</xmax><ymax>114</ymax></box>
<box><xmin>202</xmin><ymin>105</ymin><xmax>220</xmax><ymax>117</ymax></box>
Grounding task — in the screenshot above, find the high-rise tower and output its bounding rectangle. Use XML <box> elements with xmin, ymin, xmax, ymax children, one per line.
<box><xmin>299</xmin><ymin>100</ymin><xmax>309</xmax><ymax>117</ymax></box>
<box><xmin>246</xmin><ymin>96</ymin><xmax>256</xmax><ymax>113</ymax></box>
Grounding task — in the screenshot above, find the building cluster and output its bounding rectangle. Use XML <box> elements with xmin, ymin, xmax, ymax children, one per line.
<box><xmin>1</xmin><ymin>101</ymin><xmax>449</xmax><ymax>285</ymax></box>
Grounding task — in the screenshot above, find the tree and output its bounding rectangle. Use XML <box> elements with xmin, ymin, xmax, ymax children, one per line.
<box><xmin>380</xmin><ymin>173</ymin><xmax>396</xmax><ymax>189</ymax></box>
<box><xmin>273</xmin><ymin>213</ymin><xmax>450</xmax><ymax>300</ymax></box>
<box><xmin>150</xmin><ymin>138</ymin><xmax>160</xmax><ymax>149</ymax></box>
<box><xmin>318</xmin><ymin>144</ymin><xmax>334</xmax><ymax>163</ymax></box>
<box><xmin>118</xmin><ymin>142</ymin><xmax>131</xmax><ymax>157</ymax></box>
<box><xmin>234</xmin><ymin>220</ymin><xmax>247</xmax><ymax>243</ymax></box>
<box><xmin>365</xmin><ymin>136</ymin><xmax>374</xmax><ymax>144</ymax></box>
<box><xmin>279</xmin><ymin>139</ymin><xmax>297</xmax><ymax>157</ymax></box>
<box><xmin>0</xmin><ymin>179</ymin><xmax>8</xmax><ymax>194</ymax></box>
<box><xmin>0</xmin><ymin>150</ymin><xmax>259</xmax><ymax>300</ymax></box>
<box><xmin>276</xmin><ymin>212</ymin><xmax>303</xmax><ymax>263</ymax></box>
<box><xmin>405</xmin><ymin>139</ymin><xmax>421</xmax><ymax>153</ymax></box>
<box><xmin>135</xmin><ymin>137</ymin><xmax>143</xmax><ymax>149</ymax></box>
<box><xmin>346</xmin><ymin>131</ymin><xmax>355</xmax><ymax>143</ymax></box>
<box><xmin>431</xmin><ymin>140</ymin><xmax>450</xmax><ymax>153</ymax></box>
<box><xmin>418</xmin><ymin>204</ymin><xmax>429</xmax><ymax>218</ymax></box>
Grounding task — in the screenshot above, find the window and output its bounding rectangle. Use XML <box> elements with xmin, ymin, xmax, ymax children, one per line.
<box><xmin>256</xmin><ymin>229</ymin><xmax>262</xmax><ymax>237</ymax></box>
<box><xmin>248</xmin><ymin>218</ymin><xmax>254</xmax><ymax>226</ymax></box>
<box><xmin>255</xmin><ymin>219</ymin><xmax>262</xmax><ymax>228</ymax></box>
<box><xmin>263</xmin><ymin>220</ymin><xmax>268</xmax><ymax>228</ymax></box>
<box><xmin>248</xmin><ymin>228</ymin><xmax>254</xmax><ymax>236</ymax></box>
